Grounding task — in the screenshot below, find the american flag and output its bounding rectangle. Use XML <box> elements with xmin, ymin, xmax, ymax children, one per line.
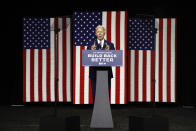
<box><xmin>73</xmin><ymin>11</ymin><xmax>127</xmax><ymax>104</ymax></box>
<box><xmin>128</xmin><ymin>18</ymin><xmax>177</xmax><ymax>102</ymax></box>
<box><xmin>23</xmin><ymin>18</ymin><xmax>72</xmax><ymax>102</ymax></box>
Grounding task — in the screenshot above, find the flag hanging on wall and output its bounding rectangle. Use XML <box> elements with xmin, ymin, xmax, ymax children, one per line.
<box><xmin>23</xmin><ymin>18</ymin><xmax>72</xmax><ymax>102</ymax></box>
<box><xmin>128</xmin><ymin>18</ymin><xmax>177</xmax><ymax>102</ymax></box>
<box><xmin>73</xmin><ymin>11</ymin><xmax>127</xmax><ymax>104</ymax></box>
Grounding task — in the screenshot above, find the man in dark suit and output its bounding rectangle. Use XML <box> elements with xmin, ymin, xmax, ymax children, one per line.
<box><xmin>87</xmin><ymin>25</ymin><xmax>115</xmax><ymax>104</ymax></box>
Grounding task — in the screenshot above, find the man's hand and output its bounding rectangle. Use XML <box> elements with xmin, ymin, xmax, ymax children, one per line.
<box><xmin>105</xmin><ymin>43</ymin><xmax>110</xmax><ymax>50</ymax></box>
<box><xmin>91</xmin><ymin>43</ymin><xmax>97</xmax><ymax>50</ymax></box>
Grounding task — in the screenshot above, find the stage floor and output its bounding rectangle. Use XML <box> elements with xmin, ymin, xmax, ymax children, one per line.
<box><xmin>0</xmin><ymin>104</ymin><xmax>196</xmax><ymax>131</ymax></box>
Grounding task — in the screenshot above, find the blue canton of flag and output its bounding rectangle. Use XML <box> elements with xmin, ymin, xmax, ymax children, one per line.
<box><xmin>128</xmin><ymin>18</ymin><xmax>155</xmax><ymax>50</ymax></box>
<box><xmin>23</xmin><ymin>18</ymin><xmax>50</xmax><ymax>49</ymax></box>
<box><xmin>73</xmin><ymin>12</ymin><xmax>102</xmax><ymax>46</ymax></box>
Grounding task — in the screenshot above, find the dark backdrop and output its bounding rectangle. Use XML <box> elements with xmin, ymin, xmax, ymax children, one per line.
<box><xmin>1</xmin><ymin>4</ymin><xmax>195</xmax><ymax>106</ymax></box>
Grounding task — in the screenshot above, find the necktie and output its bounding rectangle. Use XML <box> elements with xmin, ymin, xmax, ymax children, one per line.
<box><xmin>98</xmin><ymin>42</ymin><xmax>102</xmax><ymax>50</ymax></box>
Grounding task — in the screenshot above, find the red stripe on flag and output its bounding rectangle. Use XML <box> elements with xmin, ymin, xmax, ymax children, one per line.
<box><xmin>115</xmin><ymin>11</ymin><xmax>120</xmax><ymax>104</ymax></box>
<box><xmin>143</xmin><ymin>51</ymin><xmax>147</xmax><ymax>102</ymax></box>
<box><xmin>73</xmin><ymin>46</ymin><xmax>76</xmax><ymax>104</ymax></box>
<box><xmin>151</xmin><ymin>51</ymin><xmax>155</xmax><ymax>102</ymax></box>
<box><xmin>128</xmin><ymin>51</ymin><xmax>131</xmax><ymax>102</ymax></box>
<box><xmin>38</xmin><ymin>50</ymin><xmax>43</xmax><ymax>102</ymax></box>
<box><xmin>63</xmin><ymin>18</ymin><xmax>67</xmax><ymax>102</ymax></box>
<box><xmin>89</xmin><ymin>78</ymin><xmax>93</xmax><ymax>104</ymax></box>
<box><xmin>30</xmin><ymin>50</ymin><xmax>34</xmax><ymax>102</ymax></box>
<box><xmin>23</xmin><ymin>49</ymin><xmax>26</xmax><ymax>102</ymax></box>
<box><xmin>124</xmin><ymin>11</ymin><xmax>127</xmax><ymax>104</ymax></box>
<box><xmin>167</xmin><ymin>19</ymin><xmax>171</xmax><ymax>102</ymax></box>
<box><xmin>159</xmin><ymin>19</ymin><xmax>163</xmax><ymax>102</ymax></box>
<box><xmin>46</xmin><ymin>49</ymin><xmax>51</xmax><ymax>102</ymax></box>
<box><xmin>134</xmin><ymin>50</ymin><xmax>139</xmax><ymax>102</ymax></box>
<box><xmin>107</xmin><ymin>12</ymin><xmax>111</xmax><ymax>42</ymax></box>
<box><xmin>70</xmin><ymin>20</ymin><xmax>73</xmax><ymax>102</ymax></box>
<box><xmin>80</xmin><ymin>46</ymin><xmax>85</xmax><ymax>104</ymax></box>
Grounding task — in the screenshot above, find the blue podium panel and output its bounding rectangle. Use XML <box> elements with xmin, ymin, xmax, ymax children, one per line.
<box><xmin>82</xmin><ymin>50</ymin><xmax>123</xmax><ymax>66</ymax></box>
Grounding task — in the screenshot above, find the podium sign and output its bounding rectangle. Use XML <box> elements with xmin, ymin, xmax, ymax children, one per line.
<box><xmin>82</xmin><ymin>50</ymin><xmax>123</xmax><ymax>66</ymax></box>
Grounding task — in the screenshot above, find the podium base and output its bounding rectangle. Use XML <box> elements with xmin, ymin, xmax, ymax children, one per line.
<box><xmin>90</xmin><ymin>71</ymin><xmax>113</xmax><ymax>128</ymax></box>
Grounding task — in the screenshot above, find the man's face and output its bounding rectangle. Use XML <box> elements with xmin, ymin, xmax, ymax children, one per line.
<box><xmin>96</xmin><ymin>27</ymin><xmax>105</xmax><ymax>40</ymax></box>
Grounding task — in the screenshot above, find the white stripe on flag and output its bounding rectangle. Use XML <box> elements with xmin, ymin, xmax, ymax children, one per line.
<box><xmin>120</xmin><ymin>11</ymin><xmax>125</xmax><ymax>104</ymax></box>
<box><xmin>155</xmin><ymin>18</ymin><xmax>159</xmax><ymax>102</ymax></box>
<box><xmin>130</xmin><ymin>50</ymin><xmax>135</xmax><ymax>102</ymax></box>
<box><xmin>162</xmin><ymin>19</ymin><xmax>167</xmax><ymax>102</ymax></box>
<box><xmin>50</xmin><ymin>18</ymin><xmax>55</xmax><ymax>102</ymax></box>
<box><xmin>26</xmin><ymin>50</ymin><xmax>30</xmax><ymax>102</ymax></box>
<box><xmin>146</xmin><ymin>50</ymin><xmax>151</xmax><ymax>102</ymax></box>
<box><xmin>102</xmin><ymin>12</ymin><xmax>107</xmax><ymax>39</ymax></box>
<box><xmin>170</xmin><ymin>18</ymin><xmax>176</xmax><ymax>102</ymax></box>
<box><xmin>75</xmin><ymin>46</ymin><xmax>81</xmax><ymax>104</ymax></box>
<box><xmin>58</xmin><ymin>18</ymin><xmax>63</xmax><ymax>102</ymax></box>
<box><xmin>111</xmin><ymin>11</ymin><xmax>116</xmax><ymax>104</ymax></box>
<box><xmin>84</xmin><ymin>46</ymin><xmax>89</xmax><ymax>104</ymax></box>
<box><xmin>138</xmin><ymin>50</ymin><xmax>143</xmax><ymax>102</ymax></box>
<box><xmin>66</xmin><ymin>18</ymin><xmax>71</xmax><ymax>101</ymax></box>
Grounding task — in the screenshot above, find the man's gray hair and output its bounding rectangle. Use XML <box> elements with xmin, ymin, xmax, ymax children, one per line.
<box><xmin>95</xmin><ymin>25</ymin><xmax>106</xmax><ymax>32</ymax></box>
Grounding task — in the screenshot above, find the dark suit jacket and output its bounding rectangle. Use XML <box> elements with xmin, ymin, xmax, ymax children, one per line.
<box><xmin>87</xmin><ymin>40</ymin><xmax>115</xmax><ymax>80</ymax></box>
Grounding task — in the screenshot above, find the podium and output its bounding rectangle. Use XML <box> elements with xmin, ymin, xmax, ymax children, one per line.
<box><xmin>82</xmin><ymin>50</ymin><xmax>123</xmax><ymax>128</ymax></box>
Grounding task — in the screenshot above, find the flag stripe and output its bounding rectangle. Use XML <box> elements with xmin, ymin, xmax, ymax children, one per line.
<box><xmin>158</xmin><ymin>19</ymin><xmax>163</xmax><ymax>102</ymax></box>
<box><xmin>162</xmin><ymin>19</ymin><xmax>167</xmax><ymax>102</ymax></box>
<box><xmin>30</xmin><ymin>50</ymin><xmax>35</xmax><ymax>102</ymax></box>
<box><xmin>26</xmin><ymin>50</ymin><xmax>30</xmax><ymax>102</ymax></box>
<box><xmin>115</xmin><ymin>11</ymin><xmax>120</xmax><ymax>104</ymax></box>
<box><xmin>66</xmin><ymin>18</ymin><xmax>72</xmax><ymax>102</ymax></box>
<box><xmin>73</xmin><ymin>46</ymin><xmax>76</xmax><ymax>104</ymax></box>
<box><xmin>143</xmin><ymin>50</ymin><xmax>147</xmax><ymax>102</ymax></box>
<box><xmin>80</xmin><ymin>46</ymin><xmax>85</xmax><ymax>104</ymax></box>
<box><xmin>46</xmin><ymin>49</ymin><xmax>51</xmax><ymax>102</ymax></box>
<box><xmin>138</xmin><ymin>50</ymin><xmax>143</xmax><ymax>101</ymax></box>
<box><xmin>155</xmin><ymin>19</ymin><xmax>159</xmax><ymax>102</ymax></box>
<box><xmin>58</xmin><ymin>18</ymin><xmax>63</xmax><ymax>102</ymax></box>
<box><xmin>124</xmin><ymin>11</ymin><xmax>127</xmax><ymax>104</ymax></box>
<box><xmin>34</xmin><ymin>49</ymin><xmax>39</xmax><ymax>102</ymax></box>
<box><xmin>70</xmin><ymin>19</ymin><xmax>73</xmax><ymax>102</ymax></box>
<box><xmin>151</xmin><ymin>51</ymin><xmax>155</xmax><ymax>102</ymax></box>
<box><xmin>167</xmin><ymin>19</ymin><xmax>171</xmax><ymax>102</ymax></box>
<box><xmin>175</xmin><ymin>19</ymin><xmax>177</xmax><ymax>102</ymax></box>
<box><xmin>128</xmin><ymin>50</ymin><xmax>130</xmax><ymax>102</ymax></box>
<box><xmin>146</xmin><ymin>50</ymin><xmax>151</xmax><ymax>102</ymax></box>
<box><xmin>23</xmin><ymin>50</ymin><xmax>26</xmax><ymax>102</ymax></box>
<box><xmin>42</xmin><ymin>50</ymin><xmax>47</xmax><ymax>101</ymax></box>
<box><xmin>50</xmin><ymin>18</ymin><xmax>55</xmax><ymax>102</ymax></box>
<box><xmin>134</xmin><ymin>50</ymin><xmax>139</xmax><ymax>102</ymax></box>
<box><xmin>38</xmin><ymin>50</ymin><xmax>42</xmax><ymax>102</ymax></box>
